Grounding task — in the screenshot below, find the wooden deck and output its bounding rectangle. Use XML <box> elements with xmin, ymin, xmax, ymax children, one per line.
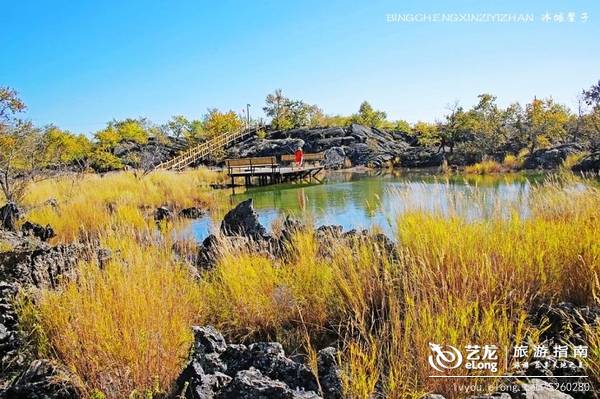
<box><xmin>227</xmin><ymin>165</ymin><xmax>323</xmax><ymax>187</ymax></box>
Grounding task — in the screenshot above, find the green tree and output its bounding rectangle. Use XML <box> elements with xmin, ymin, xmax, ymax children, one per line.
<box><xmin>351</xmin><ymin>101</ymin><xmax>387</xmax><ymax>128</ymax></box>
<box><xmin>165</xmin><ymin>115</ymin><xmax>204</xmax><ymax>142</ymax></box>
<box><xmin>263</xmin><ymin>89</ymin><xmax>323</xmax><ymax>129</ymax></box>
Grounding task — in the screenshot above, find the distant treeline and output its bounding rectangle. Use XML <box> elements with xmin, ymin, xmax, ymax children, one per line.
<box><xmin>1</xmin><ymin>82</ymin><xmax>599</xmax><ymax>199</ymax></box>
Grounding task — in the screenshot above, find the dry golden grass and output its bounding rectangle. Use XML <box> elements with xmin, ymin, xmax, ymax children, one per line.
<box><xmin>20</xmin><ymin>232</ymin><xmax>203</xmax><ymax>398</ymax></box>
<box><xmin>20</xmin><ymin>169</ymin><xmax>224</xmax><ymax>243</ymax></box>
<box><xmin>17</xmin><ymin>172</ymin><xmax>600</xmax><ymax>398</ymax></box>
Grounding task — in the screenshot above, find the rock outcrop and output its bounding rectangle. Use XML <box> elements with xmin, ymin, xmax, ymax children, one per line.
<box><xmin>220</xmin><ymin>199</ymin><xmax>268</xmax><ymax>240</ymax></box>
<box><xmin>196</xmin><ymin>202</ymin><xmax>398</xmax><ymax>271</ymax></box>
<box><xmin>572</xmin><ymin>151</ymin><xmax>600</xmax><ymax>173</ymax></box>
<box><xmin>21</xmin><ymin>221</ymin><xmax>55</xmax><ymax>242</ymax></box>
<box><xmin>1</xmin><ymin>359</ymin><xmax>80</xmax><ymax>399</ymax></box>
<box><xmin>226</xmin><ymin>124</ymin><xmax>442</xmax><ymax>169</ymax></box>
<box><xmin>522</xmin><ymin>143</ymin><xmax>584</xmax><ymax>170</ymax></box>
<box><xmin>154</xmin><ymin>206</ymin><xmax>173</xmax><ymax>222</ymax></box>
<box><xmin>110</xmin><ymin>136</ymin><xmax>189</xmax><ymax>170</ymax></box>
<box><xmin>0</xmin><ymin>231</ymin><xmax>91</xmax><ymax>394</ymax></box>
<box><xmin>180</xmin><ymin>207</ymin><xmax>206</xmax><ymax>219</ymax></box>
<box><xmin>175</xmin><ymin>326</ymin><xmax>327</xmax><ymax>399</ymax></box>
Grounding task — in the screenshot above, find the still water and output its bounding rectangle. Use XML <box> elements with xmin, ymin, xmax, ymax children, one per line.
<box><xmin>189</xmin><ymin>169</ymin><xmax>546</xmax><ymax>242</ymax></box>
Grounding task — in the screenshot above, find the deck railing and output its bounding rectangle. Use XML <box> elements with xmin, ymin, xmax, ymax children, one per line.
<box><xmin>154</xmin><ymin>127</ymin><xmax>260</xmax><ymax>171</ymax></box>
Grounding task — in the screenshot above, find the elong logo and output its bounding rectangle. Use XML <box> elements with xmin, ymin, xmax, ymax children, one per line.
<box><xmin>428</xmin><ymin>343</ymin><xmax>463</xmax><ymax>371</ymax></box>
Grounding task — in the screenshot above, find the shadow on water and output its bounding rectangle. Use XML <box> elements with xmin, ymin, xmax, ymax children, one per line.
<box><xmin>190</xmin><ymin>169</ymin><xmax>547</xmax><ymax>242</ymax></box>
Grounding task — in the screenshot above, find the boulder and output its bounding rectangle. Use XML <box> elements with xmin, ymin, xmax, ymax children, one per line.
<box><xmin>176</xmin><ymin>326</ymin><xmax>322</xmax><ymax>399</ymax></box>
<box><xmin>192</xmin><ymin>326</ymin><xmax>228</xmax><ymax>354</ymax></box>
<box><xmin>572</xmin><ymin>151</ymin><xmax>600</xmax><ymax>173</ymax></box>
<box><xmin>0</xmin><ymin>237</ymin><xmax>84</xmax><ymax>289</ymax></box>
<box><xmin>323</xmin><ymin>147</ymin><xmax>346</xmax><ymax>169</ymax></box>
<box><xmin>1</xmin><ymin>359</ymin><xmax>80</xmax><ymax>399</ymax></box>
<box><xmin>154</xmin><ymin>206</ymin><xmax>173</xmax><ymax>222</ymax></box>
<box><xmin>523</xmin><ymin>144</ymin><xmax>584</xmax><ymax>170</ymax></box>
<box><xmin>180</xmin><ymin>207</ymin><xmax>206</xmax><ymax>219</ymax></box>
<box><xmin>0</xmin><ymin>203</ymin><xmax>20</xmax><ymax>232</ymax></box>
<box><xmin>0</xmin><ymin>282</ymin><xmax>25</xmax><ymax>380</ymax></box>
<box><xmin>316</xmin><ymin>347</ymin><xmax>343</xmax><ymax>399</ymax></box>
<box><xmin>397</xmin><ymin>147</ymin><xmax>444</xmax><ymax>168</ymax></box>
<box><xmin>21</xmin><ymin>221</ymin><xmax>55</xmax><ymax>242</ymax></box>
<box><xmin>217</xmin><ymin>368</ymin><xmax>319</xmax><ymax>399</ymax></box>
<box><xmin>220</xmin><ymin>199</ymin><xmax>268</xmax><ymax>240</ymax></box>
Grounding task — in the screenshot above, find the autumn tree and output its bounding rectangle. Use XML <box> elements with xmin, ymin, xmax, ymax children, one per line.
<box><xmin>524</xmin><ymin>98</ymin><xmax>570</xmax><ymax>153</ymax></box>
<box><xmin>263</xmin><ymin>89</ymin><xmax>324</xmax><ymax>130</ymax></box>
<box><xmin>43</xmin><ymin>126</ymin><xmax>93</xmax><ymax>171</ymax></box>
<box><xmin>0</xmin><ymin>121</ymin><xmax>47</xmax><ymax>202</ymax></box>
<box><xmin>202</xmin><ymin>109</ymin><xmax>243</xmax><ymax>137</ymax></box>
<box><xmin>0</xmin><ymin>88</ymin><xmax>50</xmax><ymax>202</ymax></box>
<box><xmin>413</xmin><ymin>121</ymin><xmax>440</xmax><ymax>147</ymax></box>
<box><xmin>351</xmin><ymin>101</ymin><xmax>387</xmax><ymax>128</ymax></box>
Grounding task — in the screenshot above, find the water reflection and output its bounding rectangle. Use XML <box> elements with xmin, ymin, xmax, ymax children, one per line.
<box><xmin>190</xmin><ymin>170</ymin><xmax>545</xmax><ymax>242</ymax></box>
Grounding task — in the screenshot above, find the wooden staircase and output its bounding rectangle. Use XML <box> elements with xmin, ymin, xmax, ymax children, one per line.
<box><xmin>154</xmin><ymin>127</ymin><xmax>258</xmax><ymax>171</ymax></box>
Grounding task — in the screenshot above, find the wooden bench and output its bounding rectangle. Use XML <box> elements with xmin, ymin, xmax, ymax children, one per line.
<box><xmin>225</xmin><ymin>156</ymin><xmax>277</xmax><ymax>174</ymax></box>
<box><xmin>281</xmin><ymin>152</ymin><xmax>324</xmax><ymax>164</ymax></box>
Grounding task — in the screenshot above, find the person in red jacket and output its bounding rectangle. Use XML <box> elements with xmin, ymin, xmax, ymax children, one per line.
<box><xmin>294</xmin><ymin>146</ymin><xmax>304</xmax><ymax>168</ymax></box>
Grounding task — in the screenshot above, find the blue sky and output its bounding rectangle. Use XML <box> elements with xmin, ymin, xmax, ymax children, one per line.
<box><xmin>2</xmin><ymin>0</ymin><xmax>599</xmax><ymax>134</ymax></box>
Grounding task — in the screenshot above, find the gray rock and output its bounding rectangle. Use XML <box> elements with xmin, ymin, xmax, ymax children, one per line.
<box><xmin>21</xmin><ymin>221</ymin><xmax>55</xmax><ymax>242</ymax></box>
<box><xmin>217</xmin><ymin>368</ymin><xmax>321</xmax><ymax>399</ymax></box>
<box><xmin>397</xmin><ymin>147</ymin><xmax>444</xmax><ymax>167</ymax></box>
<box><xmin>317</xmin><ymin>347</ymin><xmax>343</xmax><ymax>399</ymax></box>
<box><xmin>226</xmin><ymin>124</ymin><xmax>425</xmax><ymax>169</ymax></box>
<box><xmin>0</xmin><ymin>203</ymin><xmax>20</xmax><ymax>232</ymax></box>
<box><xmin>154</xmin><ymin>206</ymin><xmax>173</xmax><ymax>222</ymax></box>
<box><xmin>220</xmin><ymin>199</ymin><xmax>268</xmax><ymax>240</ymax></box>
<box><xmin>572</xmin><ymin>151</ymin><xmax>600</xmax><ymax>173</ymax></box>
<box><xmin>0</xmin><ymin>282</ymin><xmax>24</xmax><ymax>380</ymax></box>
<box><xmin>176</xmin><ymin>326</ymin><xmax>322</xmax><ymax>399</ymax></box>
<box><xmin>228</xmin><ymin>138</ymin><xmax>306</xmax><ymax>159</ymax></box>
<box><xmin>193</xmin><ymin>326</ymin><xmax>228</xmax><ymax>354</ymax></box>
<box><xmin>323</xmin><ymin>147</ymin><xmax>346</xmax><ymax>169</ymax></box>
<box><xmin>1</xmin><ymin>359</ymin><xmax>80</xmax><ymax>399</ymax></box>
<box><xmin>180</xmin><ymin>207</ymin><xmax>206</xmax><ymax>219</ymax></box>
<box><xmin>0</xmin><ymin>239</ymin><xmax>83</xmax><ymax>289</ymax></box>
<box><xmin>523</xmin><ymin>143</ymin><xmax>584</xmax><ymax>170</ymax></box>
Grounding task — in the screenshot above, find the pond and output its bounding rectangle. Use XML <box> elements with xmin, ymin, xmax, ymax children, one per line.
<box><xmin>189</xmin><ymin>169</ymin><xmax>548</xmax><ymax>242</ymax></box>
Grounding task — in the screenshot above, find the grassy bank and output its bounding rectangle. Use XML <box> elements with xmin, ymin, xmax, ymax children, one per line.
<box><xmin>13</xmin><ymin>171</ymin><xmax>600</xmax><ymax>398</ymax></box>
<box><xmin>15</xmin><ymin>169</ymin><xmax>224</xmax><ymax>243</ymax></box>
